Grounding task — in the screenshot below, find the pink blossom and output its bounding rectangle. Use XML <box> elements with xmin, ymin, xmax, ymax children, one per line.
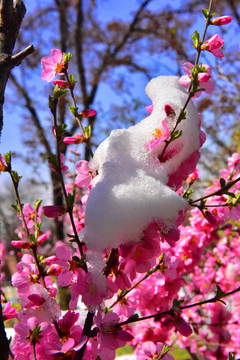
<box><xmin>75</xmin><ymin>160</ymin><xmax>92</xmax><ymax>188</ymax></box>
<box><xmin>41</xmin><ymin>49</ymin><xmax>65</xmax><ymax>82</ymax></box>
<box><xmin>211</xmin><ymin>16</ymin><xmax>233</xmax><ymax>26</ymax></box>
<box><xmin>44</xmin><ymin>311</ymin><xmax>87</xmax><ymax>356</ymax></box>
<box><xmin>53</xmin><ymin>80</ymin><xmax>69</xmax><ymax>88</ymax></box>
<box><xmin>43</xmin><ymin>205</ymin><xmax>67</xmax><ymax>218</ymax></box>
<box><xmin>11</xmin><ymin>240</ymin><xmax>31</xmax><ymax>249</ymax></box>
<box><xmin>204</xmin><ymin>210</ymin><xmax>218</xmax><ymax>225</ymax></box>
<box><xmin>55</xmin><ymin>243</ymin><xmax>76</xmax><ymax>287</ymax></box>
<box><xmin>179</xmin><ymin>62</ymin><xmax>215</xmax><ymax>98</ymax></box>
<box><xmin>93</xmin><ymin>311</ymin><xmax>134</xmax><ymax>360</ymax></box>
<box><xmin>49</xmin><ymin>153</ymin><xmax>68</xmax><ymax>173</ymax></box>
<box><xmin>145</xmin><ymin>119</ymin><xmax>171</xmax><ymax>150</ymax></box>
<box><xmin>136</xmin><ymin>341</ymin><xmax>174</xmax><ymax>360</ymax></box>
<box><xmin>0</xmin><ymin>154</ymin><xmax>8</xmax><ymax>171</ymax></box>
<box><xmin>11</xmin><ymin>254</ymin><xmax>39</xmax><ymax>293</ymax></box>
<box><xmin>12</xmin><ymin>316</ymin><xmax>51</xmax><ymax>359</ymax></box>
<box><xmin>201</xmin><ymin>34</ymin><xmax>224</xmax><ymax>58</ymax></box>
<box><xmin>228</xmin><ymin>153</ymin><xmax>240</xmax><ymax>171</ymax></box>
<box><xmin>145</xmin><ymin>104</ymin><xmax>154</xmax><ymax>114</ymax></box>
<box><xmin>2</xmin><ymin>302</ymin><xmax>18</xmax><ymax>321</ymax></box>
<box><xmin>63</xmin><ymin>133</ymin><xmax>84</xmax><ymax>144</ymax></box>
<box><xmin>80</xmin><ymin>109</ymin><xmax>97</xmax><ymax>118</ymax></box>
<box><xmin>37</xmin><ymin>232</ymin><xmax>48</xmax><ymax>245</ymax></box>
<box><xmin>187</xmin><ymin>169</ymin><xmax>200</xmax><ymax>184</ymax></box>
<box><xmin>71</xmin><ymin>271</ymin><xmax>107</xmax><ymax>309</ymax></box>
<box><xmin>59</xmin><ymin>153</ymin><xmax>68</xmax><ymax>173</ymax></box>
<box><xmin>173</xmin><ymin>315</ymin><xmax>193</xmax><ymax>337</ymax></box>
<box><xmin>46</xmin><ymin>264</ymin><xmax>62</xmax><ymax>276</ymax></box>
<box><xmin>20</xmin><ymin>203</ymin><xmax>42</xmax><ymax>228</ymax></box>
<box><xmin>23</xmin><ymin>284</ymin><xmax>61</xmax><ymax>323</ymax></box>
<box><xmin>164</xmin><ymin>104</ymin><xmax>176</xmax><ymax>117</ymax></box>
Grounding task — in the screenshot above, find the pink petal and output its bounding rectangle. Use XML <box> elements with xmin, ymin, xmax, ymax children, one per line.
<box><xmin>61</xmin><ymin>338</ymin><xmax>75</xmax><ymax>353</ymax></box>
<box><xmin>176</xmin><ymin>316</ymin><xmax>192</xmax><ymax>337</ymax></box>
<box><xmin>145</xmin><ymin>104</ymin><xmax>154</xmax><ymax>114</ymax></box>
<box><xmin>50</xmin><ymin>49</ymin><xmax>63</xmax><ymax>64</ymax></box>
<box><xmin>142</xmin><ymin>341</ymin><xmax>156</xmax><ymax>356</ymax></box>
<box><xmin>182</xmin><ymin>62</ymin><xmax>194</xmax><ymax>75</ymax></box>
<box><xmin>200</xmin><ymin>80</ymin><xmax>215</xmax><ymax>94</ymax></box>
<box><xmin>211</xmin><ymin>48</ymin><xmax>224</xmax><ymax>58</ymax></box>
<box><xmin>178</xmin><ymin>75</ymin><xmax>191</xmax><ymax>88</ymax></box>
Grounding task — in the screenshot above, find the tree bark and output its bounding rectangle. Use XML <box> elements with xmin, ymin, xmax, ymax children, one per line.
<box><xmin>0</xmin><ymin>0</ymin><xmax>34</xmax><ymax>135</ymax></box>
<box><xmin>0</xmin><ymin>299</ymin><xmax>9</xmax><ymax>360</ymax></box>
<box><xmin>0</xmin><ymin>2</ymin><xmax>34</xmax><ymax>358</ymax></box>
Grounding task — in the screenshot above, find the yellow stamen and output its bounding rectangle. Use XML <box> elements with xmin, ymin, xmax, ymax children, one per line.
<box><xmin>152</xmin><ymin>128</ymin><xmax>164</xmax><ymax>139</ymax></box>
<box><xmin>55</xmin><ymin>62</ymin><xmax>64</xmax><ymax>74</ymax></box>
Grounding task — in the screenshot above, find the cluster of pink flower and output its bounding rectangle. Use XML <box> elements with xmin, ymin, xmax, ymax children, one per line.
<box><xmin>1</xmin><ymin>10</ymin><xmax>238</xmax><ymax>360</ymax></box>
<box><xmin>3</xmin><ymin>149</ymin><xmax>240</xmax><ymax>360</ymax></box>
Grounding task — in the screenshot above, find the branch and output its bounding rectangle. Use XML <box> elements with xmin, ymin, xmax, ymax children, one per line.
<box><xmin>0</xmin><ymin>0</ymin><xmax>34</xmax><ymax>134</ymax></box>
<box><xmin>88</xmin><ymin>0</ymin><xmax>152</xmax><ymax>105</ymax></box>
<box><xmin>118</xmin><ymin>285</ymin><xmax>240</xmax><ymax>327</ymax></box>
<box><xmin>227</xmin><ymin>0</ymin><xmax>240</xmax><ymax>27</ymax></box>
<box><xmin>74</xmin><ymin>0</ymin><xmax>88</xmax><ymax>108</ymax></box>
<box><xmin>10</xmin><ymin>73</ymin><xmax>52</xmax><ymax>157</ymax></box>
<box><xmin>0</xmin><ymin>299</ymin><xmax>9</xmax><ymax>360</ymax></box>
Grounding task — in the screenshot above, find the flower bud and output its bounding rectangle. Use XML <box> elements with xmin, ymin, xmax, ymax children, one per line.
<box><xmin>80</xmin><ymin>109</ymin><xmax>96</xmax><ymax>118</ymax></box>
<box><xmin>211</xmin><ymin>16</ymin><xmax>233</xmax><ymax>26</ymax></box>
<box><xmin>43</xmin><ymin>205</ymin><xmax>67</xmax><ymax>218</ymax></box>
<box><xmin>11</xmin><ymin>240</ymin><xmax>31</xmax><ymax>249</ymax></box>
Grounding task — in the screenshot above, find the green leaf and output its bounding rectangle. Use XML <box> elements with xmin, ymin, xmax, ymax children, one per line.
<box><xmin>63</xmin><ymin>52</ymin><xmax>72</xmax><ymax>64</ymax></box>
<box><xmin>220</xmin><ymin>178</ymin><xmax>226</xmax><ymax>188</ymax></box>
<box><xmin>11</xmin><ymin>170</ymin><xmax>22</xmax><ymax>184</ymax></box>
<box><xmin>173</xmin><ymin>298</ymin><xmax>184</xmax><ymax>308</ymax></box>
<box><xmin>228</xmin><ymin>352</ymin><xmax>235</xmax><ymax>360</ymax></box>
<box><xmin>127</xmin><ymin>313</ymin><xmax>139</xmax><ymax>323</ymax></box>
<box><xmin>31</xmin><ymin>322</ymin><xmax>44</xmax><ymax>345</ymax></box>
<box><xmin>72</xmin><ymin>256</ymin><xmax>81</xmax><ymax>263</ymax></box>
<box><xmin>191</xmin><ymin>30</ymin><xmax>200</xmax><ymax>47</ymax></box>
<box><xmin>55</xmin><ymin>124</ymin><xmax>68</xmax><ymax>137</ymax></box>
<box><xmin>53</xmin><ymin>85</ymin><xmax>69</xmax><ymax>99</ymax></box>
<box><xmin>171</xmin><ymin>130</ymin><xmax>182</xmax><ymax>141</ymax></box>
<box><xmin>178</xmin><ymin>110</ymin><xmax>187</xmax><ymax>122</ymax></box>
<box><xmin>34</xmin><ymin>200</ymin><xmax>42</xmax><ymax>210</ymax></box>
<box><xmin>69</xmin><ymin>74</ymin><xmax>77</xmax><ymax>87</ymax></box>
<box><xmin>66</xmin><ymin>190</ymin><xmax>76</xmax><ymax>208</ymax></box>
<box><xmin>29</xmin><ymin>234</ymin><xmax>36</xmax><ymax>244</ymax></box>
<box><xmin>84</xmin><ymin>125</ymin><xmax>92</xmax><ymax>137</ymax></box>
<box><xmin>11</xmin><ymin>204</ymin><xmax>19</xmax><ymax>212</ymax></box>
<box><xmin>215</xmin><ymin>285</ymin><xmax>226</xmax><ymax>303</ymax></box>
<box><xmin>161</xmin><ymin>345</ymin><xmax>173</xmax><ymax>356</ymax></box>
<box><xmin>226</xmin><ymin>191</ymin><xmax>236</xmax><ymax>198</ymax></box>
<box><xmin>202</xmin><ymin>9</ymin><xmax>209</xmax><ymax>19</ymax></box>
<box><xmin>69</xmin><ymin>105</ymin><xmax>78</xmax><ymax>117</ymax></box>
<box><xmin>66</xmin><ymin>233</ymin><xmax>76</xmax><ymax>238</ymax></box>
<box><xmin>3</xmin><ymin>151</ymin><xmax>11</xmax><ymax>166</ymax></box>
<box><xmin>195</xmin><ymin>87</ymin><xmax>206</xmax><ymax>93</ymax></box>
<box><xmin>48</xmin><ymin>95</ymin><xmax>57</xmax><ymax>112</ymax></box>
<box><xmin>48</xmin><ymin>154</ymin><xmax>58</xmax><ymax>170</ymax></box>
<box><xmin>183</xmin><ymin>189</ymin><xmax>194</xmax><ymax>200</ymax></box>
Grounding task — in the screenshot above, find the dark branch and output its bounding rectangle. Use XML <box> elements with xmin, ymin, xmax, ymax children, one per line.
<box><xmin>0</xmin><ymin>0</ymin><xmax>33</xmax><ymax>134</ymax></box>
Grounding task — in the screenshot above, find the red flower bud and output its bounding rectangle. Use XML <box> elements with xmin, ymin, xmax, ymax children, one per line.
<box><xmin>164</xmin><ymin>104</ymin><xmax>176</xmax><ymax>117</ymax></box>
<box><xmin>80</xmin><ymin>109</ymin><xmax>96</xmax><ymax>118</ymax></box>
<box><xmin>211</xmin><ymin>16</ymin><xmax>233</xmax><ymax>26</ymax></box>
<box><xmin>11</xmin><ymin>240</ymin><xmax>31</xmax><ymax>249</ymax></box>
<box><xmin>43</xmin><ymin>205</ymin><xmax>67</xmax><ymax>218</ymax></box>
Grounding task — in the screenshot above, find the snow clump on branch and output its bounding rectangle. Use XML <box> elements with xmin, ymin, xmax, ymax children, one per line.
<box><xmin>80</xmin><ymin>76</ymin><xmax>203</xmax><ymax>253</ymax></box>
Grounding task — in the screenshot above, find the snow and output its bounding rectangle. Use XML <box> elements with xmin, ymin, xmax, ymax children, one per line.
<box><xmin>80</xmin><ymin>76</ymin><xmax>200</xmax><ymax>253</ymax></box>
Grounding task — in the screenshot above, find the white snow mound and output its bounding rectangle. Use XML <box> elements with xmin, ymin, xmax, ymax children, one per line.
<box><xmin>80</xmin><ymin>76</ymin><xmax>200</xmax><ymax>252</ymax></box>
